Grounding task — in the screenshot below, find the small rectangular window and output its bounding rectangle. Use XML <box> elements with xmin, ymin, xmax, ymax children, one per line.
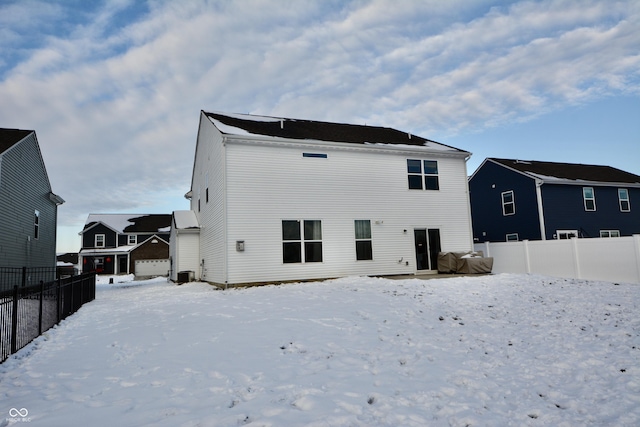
<box><xmin>583</xmin><ymin>187</ymin><xmax>596</xmax><ymax>211</ymax></box>
<box><xmin>556</xmin><ymin>230</ymin><xmax>578</xmax><ymax>239</ymax></box>
<box><xmin>34</xmin><ymin>210</ymin><xmax>40</xmax><ymax>240</ymax></box>
<box><xmin>355</xmin><ymin>220</ymin><xmax>373</xmax><ymax>260</ymax></box>
<box><xmin>619</xmin><ymin>189</ymin><xmax>630</xmax><ymax>212</ymax></box>
<box><xmin>502</xmin><ymin>191</ymin><xmax>515</xmax><ymax>216</ymax></box>
<box><xmin>506</xmin><ymin>233</ymin><xmax>519</xmax><ymax>241</ymax></box>
<box><xmin>303</xmin><ymin>153</ymin><xmax>328</xmax><ymax>158</ymax></box>
<box><xmin>205</xmin><ymin>173</ymin><xmax>210</xmax><ymax>203</ymax></box>
<box><xmin>600</xmin><ymin>230</ymin><xmax>620</xmax><ymax>238</ymax></box>
<box><xmin>95</xmin><ymin>234</ymin><xmax>105</xmax><ymax>248</ymax></box>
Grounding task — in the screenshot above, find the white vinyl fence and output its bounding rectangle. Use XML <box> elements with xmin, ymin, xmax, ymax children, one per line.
<box><xmin>475</xmin><ymin>235</ymin><xmax>640</xmax><ymax>284</ymax></box>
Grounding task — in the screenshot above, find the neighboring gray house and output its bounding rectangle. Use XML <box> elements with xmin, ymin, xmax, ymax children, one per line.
<box><xmin>0</xmin><ymin>129</ymin><xmax>64</xmax><ymax>267</ymax></box>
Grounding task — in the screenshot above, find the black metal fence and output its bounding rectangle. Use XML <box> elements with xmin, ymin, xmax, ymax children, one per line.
<box><xmin>0</xmin><ymin>272</ymin><xmax>96</xmax><ymax>363</ymax></box>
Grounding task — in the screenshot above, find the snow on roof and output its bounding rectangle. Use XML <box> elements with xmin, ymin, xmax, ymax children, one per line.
<box><xmin>173</xmin><ymin>210</ymin><xmax>199</xmax><ymax>230</ymax></box>
<box><xmin>204</xmin><ymin>111</ymin><xmax>467</xmax><ymax>154</ymax></box>
<box><xmin>84</xmin><ymin>214</ymin><xmax>172</xmax><ymax>234</ymax></box>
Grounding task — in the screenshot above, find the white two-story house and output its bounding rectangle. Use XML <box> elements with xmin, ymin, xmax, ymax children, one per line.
<box><xmin>170</xmin><ymin>111</ymin><xmax>474</xmax><ymax>286</ymax></box>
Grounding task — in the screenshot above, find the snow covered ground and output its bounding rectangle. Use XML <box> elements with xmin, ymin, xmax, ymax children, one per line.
<box><xmin>1</xmin><ymin>273</ymin><xmax>639</xmax><ymax>426</ymax></box>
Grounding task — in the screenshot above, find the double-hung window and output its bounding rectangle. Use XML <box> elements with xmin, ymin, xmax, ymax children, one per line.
<box><xmin>583</xmin><ymin>187</ymin><xmax>596</xmax><ymax>211</ymax></box>
<box><xmin>282</xmin><ymin>220</ymin><xmax>323</xmax><ymax>263</ymax></box>
<box><xmin>619</xmin><ymin>189</ymin><xmax>630</xmax><ymax>212</ymax></box>
<box><xmin>128</xmin><ymin>235</ymin><xmax>137</xmax><ymax>245</ymax></box>
<box><xmin>407</xmin><ymin>159</ymin><xmax>439</xmax><ymax>190</ymax></box>
<box><xmin>95</xmin><ymin>234</ymin><xmax>106</xmax><ymax>248</ymax></box>
<box><xmin>354</xmin><ymin>220</ymin><xmax>373</xmax><ymax>260</ymax></box>
<box><xmin>502</xmin><ymin>191</ymin><xmax>515</xmax><ymax>216</ymax></box>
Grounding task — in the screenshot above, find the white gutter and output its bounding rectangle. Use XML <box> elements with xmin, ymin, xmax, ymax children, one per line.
<box><xmin>535</xmin><ymin>179</ymin><xmax>547</xmax><ymax>240</ymax></box>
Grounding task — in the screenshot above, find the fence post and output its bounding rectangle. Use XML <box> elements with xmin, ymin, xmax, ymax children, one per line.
<box><xmin>21</xmin><ymin>266</ymin><xmax>26</xmax><ymax>287</ymax></box>
<box><xmin>523</xmin><ymin>240</ymin><xmax>531</xmax><ymax>273</ymax></box>
<box><xmin>11</xmin><ymin>286</ymin><xmax>18</xmax><ymax>355</ymax></box>
<box><xmin>38</xmin><ymin>281</ymin><xmax>44</xmax><ymax>336</ymax></box>
<box><xmin>56</xmin><ymin>277</ymin><xmax>62</xmax><ymax>323</ymax></box>
<box><xmin>634</xmin><ymin>235</ymin><xmax>640</xmax><ymax>284</ymax></box>
<box><xmin>571</xmin><ymin>237</ymin><xmax>581</xmax><ymax>279</ymax></box>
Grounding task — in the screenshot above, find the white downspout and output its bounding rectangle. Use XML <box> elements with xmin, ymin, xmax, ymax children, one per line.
<box><xmin>535</xmin><ymin>179</ymin><xmax>546</xmax><ymax>240</ymax></box>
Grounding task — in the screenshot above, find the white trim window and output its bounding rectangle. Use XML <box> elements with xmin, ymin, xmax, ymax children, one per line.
<box><xmin>556</xmin><ymin>230</ymin><xmax>578</xmax><ymax>239</ymax></box>
<box><xmin>618</xmin><ymin>189</ymin><xmax>630</xmax><ymax>212</ymax></box>
<box><xmin>583</xmin><ymin>187</ymin><xmax>596</xmax><ymax>211</ymax></box>
<box><xmin>128</xmin><ymin>235</ymin><xmax>137</xmax><ymax>245</ymax></box>
<box><xmin>282</xmin><ymin>220</ymin><xmax>323</xmax><ymax>263</ymax></box>
<box><xmin>501</xmin><ymin>190</ymin><xmax>515</xmax><ymax>216</ymax></box>
<box><xmin>95</xmin><ymin>234</ymin><xmax>106</xmax><ymax>248</ymax></box>
<box><xmin>506</xmin><ymin>233</ymin><xmax>519</xmax><ymax>241</ymax></box>
<box><xmin>600</xmin><ymin>230</ymin><xmax>620</xmax><ymax>238</ymax></box>
<box><xmin>34</xmin><ymin>210</ymin><xmax>40</xmax><ymax>240</ymax></box>
<box><xmin>407</xmin><ymin>159</ymin><xmax>439</xmax><ymax>190</ymax></box>
<box><xmin>355</xmin><ymin>220</ymin><xmax>373</xmax><ymax>260</ymax></box>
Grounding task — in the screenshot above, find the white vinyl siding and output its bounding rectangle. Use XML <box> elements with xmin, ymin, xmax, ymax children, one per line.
<box><xmin>220</xmin><ymin>139</ymin><xmax>472</xmax><ymax>284</ymax></box>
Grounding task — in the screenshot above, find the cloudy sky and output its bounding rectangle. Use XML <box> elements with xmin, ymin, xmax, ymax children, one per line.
<box><xmin>1</xmin><ymin>0</ymin><xmax>638</xmax><ymax>253</ymax></box>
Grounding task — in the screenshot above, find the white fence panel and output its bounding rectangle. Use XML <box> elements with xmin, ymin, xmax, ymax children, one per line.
<box><xmin>476</xmin><ymin>235</ymin><xmax>640</xmax><ymax>284</ymax></box>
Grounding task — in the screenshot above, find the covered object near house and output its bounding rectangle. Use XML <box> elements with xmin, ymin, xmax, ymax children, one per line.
<box><xmin>172</xmin><ymin>111</ymin><xmax>475</xmax><ymax>286</ymax></box>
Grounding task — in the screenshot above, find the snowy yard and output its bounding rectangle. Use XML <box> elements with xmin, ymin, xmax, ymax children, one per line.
<box><xmin>1</xmin><ymin>273</ymin><xmax>639</xmax><ymax>426</ymax></box>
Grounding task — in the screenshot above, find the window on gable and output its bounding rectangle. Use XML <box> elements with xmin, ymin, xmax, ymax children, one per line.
<box><xmin>205</xmin><ymin>172</ymin><xmax>209</xmax><ymax>203</ymax></box>
<box><xmin>282</xmin><ymin>220</ymin><xmax>323</xmax><ymax>263</ymax></box>
<box><xmin>619</xmin><ymin>188</ymin><xmax>630</xmax><ymax>212</ymax></box>
<box><xmin>583</xmin><ymin>187</ymin><xmax>596</xmax><ymax>211</ymax></box>
<box><xmin>128</xmin><ymin>235</ymin><xmax>137</xmax><ymax>245</ymax></box>
<box><xmin>355</xmin><ymin>220</ymin><xmax>373</xmax><ymax>260</ymax></box>
<box><xmin>407</xmin><ymin>159</ymin><xmax>439</xmax><ymax>190</ymax></box>
<box><xmin>502</xmin><ymin>191</ymin><xmax>515</xmax><ymax>216</ymax></box>
<box><xmin>95</xmin><ymin>234</ymin><xmax>105</xmax><ymax>248</ymax></box>
<box><xmin>600</xmin><ymin>230</ymin><xmax>620</xmax><ymax>238</ymax></box>
<box><xmin>34</xmin><ymin>210</ymin><xmax>40</xmax><ymax>240</ymax></box>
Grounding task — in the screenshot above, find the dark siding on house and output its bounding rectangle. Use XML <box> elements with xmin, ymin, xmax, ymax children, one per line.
<box><xmin>0</xmin><ymin>132</ymin><xmax>58</xmax><ymax>267</ymax></box>
<box><xmin>82</xmin><ymin>224</ymin><xmax>117</xmax><ymax>248</ymax></box>
<box><xmin>542</xmin><ymin>185</ymin><xmax>640</xmax><ymax>238</ymax></box>
<box><xmin>469</xmin><ymin>160</ymin><xmax>542</xmax><ymax>242</ymax></box>
<box><xmin>129</xmin><ymin>238</ymin><xmax>169</xmax><ymax>272</ymax></box>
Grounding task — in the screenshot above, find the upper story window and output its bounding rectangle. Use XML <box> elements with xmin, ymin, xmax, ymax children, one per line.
<box><xmin>95</xmin><ymin>234</ymin><xmax>105</xmax><ymax>248</ymax></box>
<box><xmin>34</xmin><ymin>210</ymin><xmax>40</xmax><ymax>240</ymax></box>
<box><xmin>282</xmin><ymin>220</ymin><xmax>323</xmax><ymax>263</ymax></box>
<box><xmin>407</xmin><ymin>159</ymin><xmax>439</xmax><ymax>190</ymax></box>
<box><xmin>354</xmin><ymin>220</ymin><xmax>373</xmax><ymax>261</ymax></box>
<box><xmin>205</xmin><ymin>172</ymin><xmax>209</xmax><ymax>204</ymax></box>
<box><xmin>501</xmin><ymin>191</ymin><xmax>515</xmax><ymax>216</ymax></box>
<box><xmin>128</xmin><ymin>235</ymin><xmax>137</xmax><ymax>245</ymax></box>
<box><xmin>619</xmin><ymin>189</ymin><xmax>630</xmax><ymax>212</ymax></box>
<box><xmin>583</xmin><ymin>187</ymin><xmax>596</xmax><ymax>211</ymax></box>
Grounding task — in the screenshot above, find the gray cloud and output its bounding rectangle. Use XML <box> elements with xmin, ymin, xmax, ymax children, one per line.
<box><xmin>0</xmin><ymin>0</ymin><xmax>638</xmax><ymax>248</ymax></box>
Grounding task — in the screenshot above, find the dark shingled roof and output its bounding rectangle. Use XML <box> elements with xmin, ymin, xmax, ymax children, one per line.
<box><xmin>122</xmin><ymin>214</ymin><xmax>172</xmax><ymax>233</ymax></box>
<box><xmin>0</xmin><ymin>128</ymin><xmax>33</xmax><ymax>154</ymax></box>
<box><xmin>204</xmin><ymin>111</ymin><xmax>466</xmax><ymax>152</ymax></box>
<box><xmin>491</xmin><ymin>158</ymin><xmax>640</xmax><ymax>184</ymax></box>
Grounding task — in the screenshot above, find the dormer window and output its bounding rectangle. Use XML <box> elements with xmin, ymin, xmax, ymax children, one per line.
<box><xmin>95</xmin><ymin>234</ymin><xmax>105</xmax><ymax>248</ymax></box>
<box><xmin>128</xmin><ymin>235</ymin><xmax>137</xmax><ymax>245</ymax></box>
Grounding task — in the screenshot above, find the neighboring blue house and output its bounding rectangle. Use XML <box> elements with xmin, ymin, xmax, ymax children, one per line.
<box><xmin>0</xmin><ymin>129</ymin><xmax>64</xmax><ymax>268</ymax></box>
<box><xmin>469</xmin><ymin>158</ymin><xmax>640</xmax><ymax>242</ymax></box>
